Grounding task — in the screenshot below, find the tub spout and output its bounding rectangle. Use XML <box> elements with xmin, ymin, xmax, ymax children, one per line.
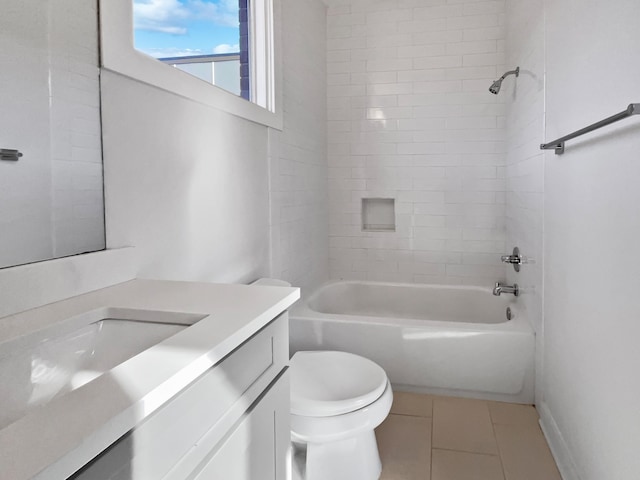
<box><xmin>493</xmin><ymin>282</ymin><xmax>519</xmax><ymax>296</ymax></box>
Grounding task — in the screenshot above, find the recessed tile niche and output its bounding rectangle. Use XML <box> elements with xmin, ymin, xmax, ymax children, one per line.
<box><xmin>362</xmin><ymin>198</ymin><xmax>396</xmax><ymax>232</ymax></box>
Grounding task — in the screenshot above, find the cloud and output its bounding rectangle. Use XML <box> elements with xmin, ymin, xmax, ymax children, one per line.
<box><xmin>134</xmin><ymin>0</ymin><xmax>239</xmax><ymax>35</ymax></box>
<box><xmin>133</xmin><ymin>0</ymin><xmax>189</xmax><ymax>34</ymax></box>
<box><xmin>189</xmin><ymin>0</ymin><xmax>239</xmax><ymax>27</ymax></box>
<box><xmin>213</xmin><ymin>43</ymin><xmax>240</xmax><ymax>54</ymax></box>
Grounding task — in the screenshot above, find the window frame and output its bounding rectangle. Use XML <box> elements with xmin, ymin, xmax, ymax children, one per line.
<box><xmin>99</xmin><ymin>0</ymin><xmax>282</xmax><ymax>130</ymax></box>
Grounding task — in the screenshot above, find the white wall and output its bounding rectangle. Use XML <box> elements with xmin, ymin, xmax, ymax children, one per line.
<box><xmin>101</xmin><ymin>70</ymin><xmax>271</xmax><ymax>284</ymax></box>
<box><xmin>544</xmin><ymin>1</ymin><xmax>640</xmax><ymax>478</ymax></box>
<box><xmin>506</xmin><ymin>0</ymin><xmax>640</xmax><ymax>478</ymax></box>
<box><xmin>102</xmin><ymin>0</ymin><xmax>328</xmax><ymax>288</ymax></box>
<box><xmin>326</xmin><ymin>0</ymin><xmax>509</xmax><ymax>285</ymax></box>
<box><xmin>269</xmin><ymin>0</ymin><xmax>329</xmax><ymax>292</ymax></box>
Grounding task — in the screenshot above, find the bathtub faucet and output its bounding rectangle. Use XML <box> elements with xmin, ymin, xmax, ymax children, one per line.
<box><xmin>493</xmin><ymin>282</ymin><xmax>519</xmax><ymax>297</ymax></box>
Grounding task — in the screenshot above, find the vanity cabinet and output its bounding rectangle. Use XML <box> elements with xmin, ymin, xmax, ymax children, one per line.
<box><xmin>73</xmin><ymin>313</ymin><xmax>290</xmax><ymax>480</ymax></box>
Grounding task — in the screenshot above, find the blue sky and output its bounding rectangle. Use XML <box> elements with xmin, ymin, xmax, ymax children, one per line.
<box><xmin>133</xmin><ymin>0</ymin><xmax>240</xmax><ymax>58</ymax></box>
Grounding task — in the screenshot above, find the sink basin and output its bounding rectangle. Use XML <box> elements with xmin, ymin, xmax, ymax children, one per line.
<box><xmin>0</xmin><ymin>317</ymin><xmax>190</xmax><ymax>430</ymax></box>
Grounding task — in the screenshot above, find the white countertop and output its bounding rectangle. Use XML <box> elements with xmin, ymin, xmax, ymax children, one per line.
<box><xmin>0</xmin><ymin>279</ymin><xmax>300</xmax><ymax>480</ymax></box>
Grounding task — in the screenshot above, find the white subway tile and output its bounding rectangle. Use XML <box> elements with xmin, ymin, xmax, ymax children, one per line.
<box><xmin>397</xmin><ymin>0</ymin><xmax>447</xmax><ymax>7</ymax></box>
<box><xmin>366</xmin><ymin>58</ymin><xmax>413</xmax><ymax>72</ymax></box>
<box><xmin>397</xmin><ymin>118</ymin><xmax>446</xmax><ymax>131</ymax></box>
<box><xmin>351</xmin><ymin>142</ymin><xmax>398</xmax><ymax>155</ymax></box>
<box><xmin>412</xmin><ymin>29</ymin><xmax>463</xmax><ymax>44</ymax></box>
<box><xmin>412</xmin><ymin>104</ymin><xmax>463</xmax><ymax>117</ymax></box>
<box><xmin>328</xmin><ymin>50</ymin><xmax>351</xmax><ymax>62</ymax></box>
<box><xmin>328</xmin><ymin>60</ymin><xmax>366</xmax><ymax>74</ymax></box>
<box><xmin>366</xmin><ymin>9</ymin><xmax>412</xmax><ymax>24</ymax></box>
<box><xmin>413</xmin><ymin>80</ymin><xmax>463</xmax><ymax>94</ymax></box>
<box><xmin>366</xmin><ymin>106</ymin><xmax>413</xmax><ymax>118</ymax></box>
<box><xmin>328</xmin><ymin>73</ymin><xmax>350</xmax><ymax>85</ymax></box>
<box><xmin>412</xmin><ymin>237</ymin><xmax>447</xmax><ymax>251</ymax></box>
<box><xmin>446</xmin><ymin>116</ymin><xmax>497</xmax><ymax>129</ymax></box>
<box><xmin>413</xmin><ymin>55</ymin><xmax>463</xmax><ymax>69</ymax></box>
<box><xmin>351</xmin><ymin>71</ymin><xmax>398</xmax><ymax>84</ymax></box>
<box><xmin>328</xmin><ymin>25</ymin><xmax>353</xmax><ymax>39</ymax></box>
<box><xmin>446</xmin><ymin>14</ymin><xmax>499</xmax><ymax>30</ymax></box>
<box><xmin>414</xmin><ymin>214</ymin><xmax>447</xmax><ymax>227</ymax></box>
<box><xmin>328</xmin><ymin>5</ymin><xmax>351</xmax><ymax>16</ymax></box>
<box><xmin>445</xmin><ymin>264</ymin><xmax>505</xmax><ymax>278</ymax></box>
<box><xmin>399</xmin><ymin>262</ymin><xmax>447</xmax><ymax>275</ymax></box>
<box><xmin>398</xmin><ymin>68</ymin><xmax>447</xmax><ymax>82</ymax></box>
<box><xmin>445</xmin><ymin>65</ymin><xmax>497</xmax><ymax>79</ymax></box>
<box><xmin>413</xmin><ymin>5</ymin><xmax>463</xmax><ymax>20</ymax></box>
<box><xmin>398</xmin><ymin>142</ymin><xmax>446</xmax><ymax>154</ymax></box>
<box><xmin>463</xmin><ymin>1</ymin><xmax>505</xmax><ymax>16</ymax></box>
<box><xmin>397</xmin><ymin>44</ymin><xmax>448</xmax><ymax>58</ymax></box>
<box><xmin>447</xmin><ymin>40</ymin><xmax>498</xmax><ymax>55</ymax></box>
<box><xmin>463</xmin><ymin>52</ymin><xmax>505</xmax><ymax>67</ymax></box>
<box><xmin>327</xmin><ymin>36</ymin><xmax>366</xmax><ymax>51</ymax></box>
<box><xmin>463</xmin><ymin>26</ymin><xmax>504</xmax><ymax>41</ymax></box>
<box><xmin>366</xmin><ymin>33</ymin><xmax>414</xmax><ymax>48</ymax></box>
<box><xmin>327</xmin><ymin>0</ymin><xmax>507</xmax><ymax>284</ymax></box>
<box><xmin>366</xmin><ymin>82</ymin><xmax>414</xmax><ymax>95</ymax></box>
<box><xmin>411</xmin><ymin>191</ymin><xmax>447</xmax><ymax>204</ymax></box>
<box><xmin>414</xmin><ymin>251</ymin><xmax>462</xmax><ymax>264</ymax></box>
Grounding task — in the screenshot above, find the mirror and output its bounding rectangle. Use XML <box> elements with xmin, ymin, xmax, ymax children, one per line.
<box><xmin>0</xmin><ymin>0</ymin><xmax>105</xmax><ymax>269</ymax></box>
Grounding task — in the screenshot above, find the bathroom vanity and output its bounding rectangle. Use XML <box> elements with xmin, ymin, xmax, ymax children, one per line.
<box><xmin>0</xmin><ymin>279</ymin><xmax>299</xmax><ymax>479</ymax></box>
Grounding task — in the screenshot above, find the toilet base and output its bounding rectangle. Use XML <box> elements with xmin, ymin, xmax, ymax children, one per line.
<box><xmin>304</xmin><ymin>431</ymin><xmax>382</xmax><ymax>480</ymax></box>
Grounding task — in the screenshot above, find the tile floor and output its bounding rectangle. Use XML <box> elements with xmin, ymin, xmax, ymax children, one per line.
<box><xmin>376</xmin><ymin>392</ymin><xmax>562</xmax><ymax>480</ymax></box>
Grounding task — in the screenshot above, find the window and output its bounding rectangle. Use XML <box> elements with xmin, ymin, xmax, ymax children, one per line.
<box><xmin>99</xmin><ymin>0</ymin><xmax>280</xmax><ymax>128</ymax></box>
<box><xmin>132</xmin><ymin>0</ymin><xmax>250</xmax><ymax>100</ymax></box>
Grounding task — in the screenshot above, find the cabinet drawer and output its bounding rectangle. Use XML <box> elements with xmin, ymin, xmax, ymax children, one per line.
<box><xmin>72</xmin><ymin>314</ymin><xmax>289</xmax><ymax>480</ymax></box>
<box><xmin>190</xmin><ymin>371</ymin><xmax>290</xmax><ymax>480</ymax></box>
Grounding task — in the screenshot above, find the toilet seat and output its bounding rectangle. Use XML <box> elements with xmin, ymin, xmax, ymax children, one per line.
<box><xmin>290</xmin><ymin>350</ymin><xmax>388</xmax><ymax>417</ymax></box>
<box><xmin>291</xmin><ymin>380</ymin><xmax>393</xmax><ymax>444</ymax></box>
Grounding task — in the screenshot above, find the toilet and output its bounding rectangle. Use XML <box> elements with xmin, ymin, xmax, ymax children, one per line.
<box><xmin>251</xmin><ymin>278</ymin><xmax>393</xmax><ymax>480</ymax></box>
<box><xmin>290</xmin><ymin>350</ymin><xmax>393</xmax><ymax>480</ymax></box>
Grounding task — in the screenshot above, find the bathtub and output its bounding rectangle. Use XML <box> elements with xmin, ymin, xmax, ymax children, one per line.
<box><xmin>290</xmin><ymin>280</ymin><xmax>535</xmax><ymax>403</ymax></box>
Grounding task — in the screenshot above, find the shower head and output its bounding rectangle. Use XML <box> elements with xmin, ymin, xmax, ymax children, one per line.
<box><xmin>489</xmin><ymin>79</ymin><xmax>503</xmax><ymax>95</ymax></box>
<box><xmin>489</xmin><ymin>67</ymin><xmax>520</xmax><ymax>94</ymax></box>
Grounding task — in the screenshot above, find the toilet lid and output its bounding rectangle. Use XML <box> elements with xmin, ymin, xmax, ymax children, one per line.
<box><xmin>290</xmin><ymin>351</ymin><xmax>388</xmax><ymax>417</ymax></box>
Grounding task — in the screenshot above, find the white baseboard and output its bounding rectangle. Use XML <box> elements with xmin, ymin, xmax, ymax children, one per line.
<box><xmin>538</xmin><ymin>401</ymin><xmax>581</xmax><ymax>480</ymax></box>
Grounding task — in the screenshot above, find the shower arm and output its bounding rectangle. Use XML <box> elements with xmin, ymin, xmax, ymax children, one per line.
<box><xmin>500</xmin><ymin>67</ymin><xmax>520</xmax><ymax>80</ymax></box>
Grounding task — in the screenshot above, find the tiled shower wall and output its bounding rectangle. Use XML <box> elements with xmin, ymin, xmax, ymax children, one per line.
<box><xmin>327</xmin><ymin>0</ymin><xmax>509</xmax><ymax>285</ymax></box>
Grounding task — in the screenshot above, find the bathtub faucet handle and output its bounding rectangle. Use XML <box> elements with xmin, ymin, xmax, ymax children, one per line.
<box><xmin>501</xmin><ymin>247</ymin><xmax>523</xmax><ymax>272</ymax></box>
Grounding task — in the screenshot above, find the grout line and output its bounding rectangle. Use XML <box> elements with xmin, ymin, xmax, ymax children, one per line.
<box><xmin>387</xmin><ymin>412</ymin><xmax>424</xmax><ymax>419</ymax></box>
<box><xmin>430</xmin><ymin>398</ymin><xmax>435</xmax><ymax>480</ymax></box>
<box><xmin>490</xmin><ymin>415</ymin><xmax>509</xmax><ymax>480</ymax></box>
<box><xmin>430</xmin><ymin>445</ymin><xmax>504</xmax><ymax>456</ymax></box>
<box><xmin>390</xmin><ymin>411</ymin><xmax>433</xmax><ymax>418</ymax></box>
<box><xmin>431</xmin><ymin>447</ymin><xmax>501</xmax><ymax>457</ymax></box>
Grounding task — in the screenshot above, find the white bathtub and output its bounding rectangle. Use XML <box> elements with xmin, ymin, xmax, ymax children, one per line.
<box><xmin>290</xmin><ymin>281</ymin><xmax>535</xmax><ymax>403</ymax></box>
